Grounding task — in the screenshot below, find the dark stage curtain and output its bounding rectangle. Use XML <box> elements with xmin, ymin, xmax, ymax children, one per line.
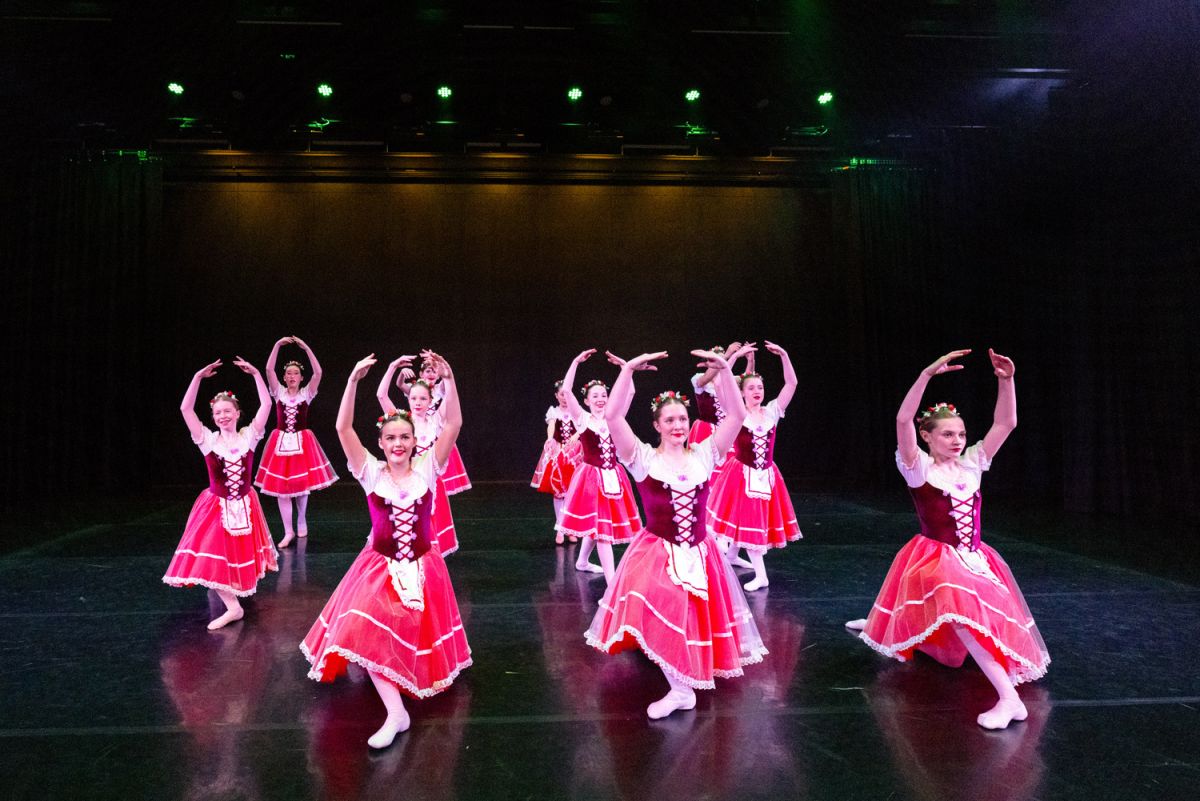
<box><xmin>1</xmin><ymin>153</ymin><xmax>164</xmax><ymax>517</ymax></box>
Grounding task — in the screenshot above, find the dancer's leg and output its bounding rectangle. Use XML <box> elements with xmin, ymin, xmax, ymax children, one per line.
<box><xmin>647</xmin><ymin>668</ymin><xmax>697</xmax><ymax>719</ymax></box>
<box><xmin>277</xmin><ymin>496</ymin><xmax>295</xmax><ymax>548</ymax></box>
<box><xmin>208</xmin><ymin>589</ymin><xmax>244</xmax><ymax>630</ymax></box>
<box><xmin>743</xmin><ymin>550</ymin><xmax>769</xmax><ymax>591</ymax></box>
<box><xmin>366</xmin><ymin>671</ymin><xmax>411</xmax><ymax>748</ymax></box>
<box><xmin>295</xmin><ymin>494</ymin><xmax>309</xmax><ymax>537</ymax></box>
<box><xmin>954</xmin><ymin>625</ymin><xmax>1027</xmax><ymax>729</ymax></box>
<box><xmin>596</xmin><ymin>542</ymin><xmax>616</xmax><ymax>585</ymax></box>
<box><xmin>575</xmin><ymin>537</ymin><xmax>603</xmax><ymax>573</ymax></box>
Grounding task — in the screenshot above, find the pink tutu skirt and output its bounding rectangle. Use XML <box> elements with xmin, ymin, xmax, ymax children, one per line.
<box><xmin>531</xmin><ymin>441</ymin><xmax>578</xmax><ymax>499</ymax></box>
<box><xmin>705</xmin><ymin>460</ymin><xmax>801</xmax><ymax>551</ymax></box>
<box><xmin>859</xmin><ymin>534</ymin><xmax>1050</xmax><ymax>685</ymax></box>
<box><xmin>441</xmin><ymin>445</ymin><xmax>472</xmax><ymax>496</ymax></box>
<box><xmin>300</xmin><ymin>541</ymin><xmax>472</xmax><ymax>698</ymax></box>
<box><xmin>586</xmin><ymin>530</ymin><xmax>768</xmax><ymax>688</ymax></box>
<box><xmin>162</xmin><ymin>489</ymin><xmax>279</xmax><ymax>597</ymax></box>
<box><xmin>556</xmin><ymin>463</ymin><xmax>643</xmax><ymax>544</ymax></box>
<box><xmin>687</xmin><ymin>419</ymin><xmax>715</xmax><ymax>446</ymax></box>
<box><xmin>254</xmin><ymin>429</ymin><xmax>339</xmax><ymax>498</ymax></box>
<box><xmin>431</xmin><ymin>476</ymin><xmax>459</xmax><ymax>556</ymax></box>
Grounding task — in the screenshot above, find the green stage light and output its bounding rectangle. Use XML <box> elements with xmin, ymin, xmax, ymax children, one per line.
<box><xmin>685</xmin><ymin>89</ymin><xmax>701</xmax><ymax>102</ymax></box>
<box><xmin>437</xmin><ymin>85</ymin><xmax>453</xmax><ymax>99</ymax></box>
<box><xmin>317</xmin><ymin>83</ymin><xmax>333</xmax><ymax>97</ymax></box>
<box><xmin>567</xmin><ymin>86</ymin><xmax>583</xmax><ymax>102</ymax></box>
<box><xmin>167</xmin><ymin>82</ymin><xmax>184</xmax><ymax>95</ymax></box>
<box><xmin>817</xmin><ymin>91</ymin><xmax>834</xmax><ymax>105</ymax></box>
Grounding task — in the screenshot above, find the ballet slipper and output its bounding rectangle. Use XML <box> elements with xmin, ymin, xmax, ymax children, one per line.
<box><xmin>555</xmin><ymin>531</ymin><xmax>565</xmax><ymax>545</ymax></box>
<box><xmin>647</xmin><ymin>688</ymin><xmax>697</xmax><ymax>720</ymax></box>
<box><xmin>730</xmin><ymin>552</ymin><xmax>754</xmax><ymax>570</ymax></box>
<box><xmin>568</xmin><ymin>536</ymin><xmax>579</xmax><ymax>544</ymax></box>
<box><xmin>297</xmin><ymin>528</ymin><xmax>308</xmax><ymax>538</ymax></box>
<box><xmin>743</xmin><ymin>576</ymin><xmax>769</xmax><ymax>592</ymax></box>
<box><xmin>977</xmin><ymin>697</ymin><xmax>1028</xmax><ymax>730</ymax></box>
<box><xmin>207</xmin><ymin>608</ymin><xmax>244</xmax><ymax>631</ymax></box>
<box><xmin>277</xmin><ymin>531</ymin><xmax>296</xmax><ymax>549</ymax></box>
<box><xmin>575</xmin><ymin>561</ymin><xmax>604</xmax><ymax>574</ymax></box>
<box><xmin>367</xmin><ymin>710</ymin><xmax>411</xmax><ymax>749</ymax></box>
<box><xmin>844</xmin><ymin>619</ymin><xmax>867</xmax><ymax>631</ymax></box>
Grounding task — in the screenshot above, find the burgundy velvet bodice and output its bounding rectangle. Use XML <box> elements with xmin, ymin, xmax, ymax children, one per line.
<box><xmin>366</xmin><ymin>486</ymin><xmax>434</xmax><ymax>561</ymax></box>
<box><xmin>274</xmin><ymin>397</ymin><xmax>310</xmax><ymax>432</ymax></box>
<box><xmin>553</xmin><ymin>416</ymin><xmax>577</xmax><ymax>445</ymax></box>
<box><xmin>694</xmin><ymin>391</ymin><xmax>724</xmax><ymax>426</ymax></box>
<box><xmin>634</xmin><ymin>476</ymin><xmax>711</xmax><ymax>546</ymax></box>
<box><xmin>909</xmin><ymin>482</ymin><xmax>982</xmax><ymax>550</ymax></box>
<box><xmin>579</xmin><ymin>427</ymin><xmax>617</xmax><ymax>469</ymax></box>
<box><xmin>731</xmin><ymin>424</ymin><xmax>776</xmax><ymax>468</ymax></box>
<box><xmin>204</xmin><ymin>449</ymin><xmax>255</xmax><ymax>499</ymax></box>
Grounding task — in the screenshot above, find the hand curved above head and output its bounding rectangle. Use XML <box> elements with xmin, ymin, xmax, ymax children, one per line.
<box><xmin>762</xmin><ymin>340</ymin><xmax>787</xmax><ymax>356</ymax></box>
<box><xmin>604</xmin><ymin>350</ymin><xmax>627</xmax><ymax>367</ymax></box>
<box><xmin>232</xmin><ymin>357</ymin><xmax>259</xmax><ymax>375</ymax></box>
<box><xmin>690</xmin><ymin>349</ymin><xmax>729</xmax><ymax>371</ymax></box>
<box><xmin>197</xmin><ymin>359</ymin><xmax>223</xmax><ymax>379</ymax></box>
<box><xmin>573</xmin><ymin>348</ymin><xmax>597</xmax><ymax>364</ymax></box>
<box><xmin>923</xmin><ymin>349</ymin><xmax>971</xmax><ymax>377</ymax></box>
<box><xmin>988</xmin><ymin>348</ymin><xmax>1015</xmax><ymax>378</ymax></box>
<box><xmin>349</xmin><ymin>355</ymin><xmax>377</xmax><ymax>382</ymax></box>
<box><xmin>728</xmin><ymin>342</ymin><xmax>757</xmax><ymax>362</ymax></box>
<box><xmin>626</xmin><ymin>351</ymin><xmax>667</xmax><ymax>371</ymax></box>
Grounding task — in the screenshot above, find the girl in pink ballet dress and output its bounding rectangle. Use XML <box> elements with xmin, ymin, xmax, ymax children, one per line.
<box><xmin>847</xmin><ymin>348</ymin><xmax>1050</xmax><ymax>730</ymax></box>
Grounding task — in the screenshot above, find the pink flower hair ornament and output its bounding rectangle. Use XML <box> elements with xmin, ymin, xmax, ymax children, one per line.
<box><xmin>650</xmin><ymin>390</ymin><xmax>690</xmax><ymax>413</ymax></box>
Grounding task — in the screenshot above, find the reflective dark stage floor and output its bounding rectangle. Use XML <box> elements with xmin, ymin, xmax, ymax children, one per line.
<box><xmin>2</xmin><ymin>485</ymin><xmax>1197</xmax><ymax>801</ymax></box>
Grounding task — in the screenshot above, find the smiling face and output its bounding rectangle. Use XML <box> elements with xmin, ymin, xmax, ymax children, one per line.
<box><xmin>584</xmin><ymin>384</ymin><xmax>608</xmax><ymax>414</ymax></box>
<box><xmin>282</xmin><ymin>365</ymin><xmax>302</xmax><ymax>390</ymax></box>
<box><xmin>920</xmin><ymin>416</ymin><xmax>967</xmax><ymax>461</ymax></box>
<box><xmin>419</xmin><ymin>363</ymin><xmax>439</xmax><ymax>383</ymax></box>
<box><xmin>555</xmin><ymin>386</ymin><xmax>569</xmax><ymax>407</ymax></box>
<box><xmin>741</xmin><ymin>376</ymin><xmax>765</xmax><ymax>408</ymax></box>
<box><xmin>210</xmin><ymin>399</ymin><xmax>240</xmax><ymax>433</ymax></box>
<box><xmin>408</xmin><ymin>384</ymin><xmax>432</xmax><ymax>416</ymax></box>
<box><xmin>653</xmin><ymin>400</ymin><xmax>690</xmax><ymax>448</ymax></box>
<box><xmin>378</xmin><ymin>418</ymin><xmax>417</xmax><ymax>468</ymax></box>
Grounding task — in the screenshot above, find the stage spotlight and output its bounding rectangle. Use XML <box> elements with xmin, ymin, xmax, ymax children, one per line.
<box><xmin>437</xmin><ymin>85</ymin><xmax>453</xmax><ymax>99</ymax></box>
<box><xmin>685</xmin><ymin>89</ymin><xmax>701</xmax><ymax>102</ymax></box>
<box><xmin>817</xmin><ymin>91</ymin><xmax>834</xmax><ymax>105</ymax></box>
<box><xmin>167</xmin><ymin>82</ymin><xmax>184</xmax><ymax>95</ymax></box>
<box><xmin>567</xmin><ymin>86</ymin><xmax>583</xmax><ymax>102</ymax></box>
<box><xmin>317</xmin><ymin>83</ymin><xmax>333</xmax><ymax>97</ymax></box>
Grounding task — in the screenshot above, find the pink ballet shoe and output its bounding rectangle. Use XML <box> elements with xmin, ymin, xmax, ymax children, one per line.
<box><xmin>207</xmin><ymin>608</ymin><xmax>244</xmax><ymax>631</ymax></box>
<box><xmin>575</xmin><ymin>561</ymin><xmax>604</xmax><ymax>574</ymax></box>
<box><xmin>367</xmin><ymin>711</ymin><xmax>411</xmax><ymax>749</ymax></box>
<box><xmin>277</xmin><ymin>532</ymin><xmax>296</xmax><ymax>549</ymax></box>
<box><xmin>844</xmin><ymin>619</ymin><xmax>867</xmax><ymax>631</ymax></box>
<box><xmin>555</xmin><ymin>531</ymin><xmax>565</xmax><ymax>545</ymax></box>
<box><xmin>647</xmin><ymin>688</ymin><xmax>697</xmax><ymax>719</ymax></box>
<box><xmin>297</xmin><ymin>528</ymin><xmax>308</xmax><ymax>538</ymax></box>
<box><xmin>977</xmin><ymin>697</ymin><xmax>1028</xmax><ymax>730</ymax></box>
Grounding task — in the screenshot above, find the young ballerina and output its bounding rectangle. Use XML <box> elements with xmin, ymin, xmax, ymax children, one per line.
<box><xmin>301</xmin><ymin>352</ymin><xmax>472</xmax><ymax>749</ymax></box>
<box><xmin>394</xmin><ymin>355</ymin><xmax>472</xmax><ymax>496</ymax></box>
<box><xmin>164</xmin><ymin>358</ymin><xmax>279</xmax><ymax>630</ymax></box>
<box><xmin>847</xmin><ymin>349</ymin><xmax>1050</xmax><ymax>729</ymax></box>
<box><xmin>704</xmin><ymin>341</ymin><xmax>802</xmax><ymax>591</ymax></box>
<box><xmin>556</xmin><ymin>349</ymin><xmax>645</xmax><ymax>583</ymax></box>
<box><xmin>377</xmin><ymin>356</ymin><xmax>460</xmax><ymax>556</ymax></box>
<box><xmin>586</xmin><ymin>348</ymin><xmax>767</xmax><ymax>718</ymax></box>
<box><xmin>255</xmin><ymin>336</ymin><xmax>339</xmax><ymax>548</ymax></box>
<box><xmin>531</xmin><ymin>380</ymin><xmax>581</xmax><ymax>544</ymax></box>
<box><xmin>686</xmin><ymin>341</ymin><xmax>745</xmax><ymax>446</ymax></box>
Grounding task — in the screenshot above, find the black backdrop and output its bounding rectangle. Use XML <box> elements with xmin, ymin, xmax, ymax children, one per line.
<box><xmin>3</xmin><ymin>140</ymin><xmax>1199</xmax><ymax>539</ymax></box>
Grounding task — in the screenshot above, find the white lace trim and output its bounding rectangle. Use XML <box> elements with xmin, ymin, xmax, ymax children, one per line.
<box><xmin>585</xmin><ymin>625</ymin><xmax>768</xmax><ymax>690</ymax></box>
<box><xmin>300</xmin><ymin>642</ymin><xmax>473</xmax><ymax>699</ymax></box>
<box><xmin>161</xmin><ymin>571</ymin><xmax>275</xmax><ymax>598</ymax></box>
<box><xmin>870</xmin><ymin>580</ymin><xmax>1038</xmax><ymax>631</ymax></box>
<box><xmin>858</xmin><ymin>612</ymin><xmax>1050</xmax><ymax>686</ymax></box>
<box><xmin>315</xmin><ymin>609</ymin><xmax>465</xmax><ymax>655</ymax></box>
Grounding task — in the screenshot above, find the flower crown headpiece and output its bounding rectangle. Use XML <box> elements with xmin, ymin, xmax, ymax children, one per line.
<box><xmin>918</xmin><ymin>402</ymin><xmax>959</xmax><ymax>421</ymax></box>
<box><xmin>650</xmin><ymin>390</ymin><xmax>690</xmax><ymax>412</ymax></box>
<box><xmin>410</xmin><ymin>379</ymin><xmax>435</xmax><ymax>394</ymax></box>
<box><xmin>580</xmin><ymin>379</ymin><xmax>608</xmax><ymax>398</ymax></box>
<box><xmin>282</xmin><ymin>360</ymin><xmax>304</xmax><ymax>373</ymax></box>
<box><xmin>709</xmin><ymin>345</ymin><xmax>727</xmax><ymax>355</ymax></box>
<box><xmin>377</xmin><ymin>409</ymin><xmax>415</xmax><ymax>429</ymax></box>
<box><xmin>553</xmin><ymin>379</ymin><xmax>564</xmax><ymax>391</ymax></box>
<box><xmin>210</xmin><ymin>391</ymin><xmax>239</xmax><ymax>407</ymax></box>
<box><xmin>736</xmin><ymin>371</ymin><xmax>761</xmax><ymax>386</ymax></box>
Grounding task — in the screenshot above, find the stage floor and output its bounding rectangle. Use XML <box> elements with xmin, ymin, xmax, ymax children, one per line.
<box><xmin>1</xmin><ymin>484</ymin><xmax>1197</xmax><ymax>801</ymax></box>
